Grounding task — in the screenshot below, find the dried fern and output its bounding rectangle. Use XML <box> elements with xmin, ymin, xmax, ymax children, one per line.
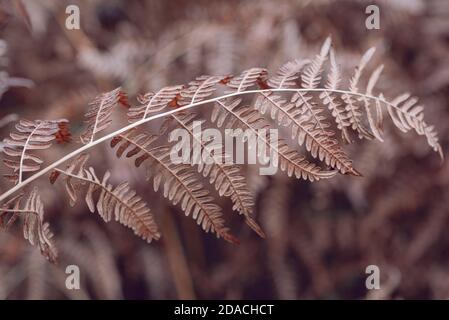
<box><xmin>50</xmin><ymin>154</ymin><xmax>160</xmax><ymax>243</ymax></box>
<box><xmin>226</xmin><ymin>68</ymin><xmax>268</xmax><ymax>93</ymax></box>
<box><xmin>128</xmin><ymin>78</ymin><xmax>265</xmax><ymax>237</ymax></box>
<box><xmin>167</xmin><ymin>112</ymin><xmax>264</xmax><ymax>238</ymax></box>
<box><xmin>212</xmin><ymin>99</ymin><xmax>337</xmax><ymax>181</ymax></box>
<box><xmin>295</xmin><ymin>37</ymin><xmax>332</xmax><ymax>135</ymax></box>
<box><xmin>341</xmin><ymin>47</ymin><xmax>377</xmax><ymax>140</ymax></box>
<box><xmin>80</xmin><ymin>87</ymin><xmax>128</xmax><ymax>143</ymax></box>
<box><xmin>128</xmin><ymin>85</ymin><xmax>184</xmax><ymax>122</ymax></box>
<box><xmin>3</xmin><ymin>119</ymin><xmax>69</xmax><ymax>184</ymax></box>
<box><xmin>0</xmin><ymin>188</ymin><xmax>57</xmax><ymax>262</ymax></box>
<box><xmin>110</xmin><ymin>129</ymin><xmax>239</xmax><ymax>244</ymax></box>
<box><xmin>0</xmin><ymin>37</ymin><xmax>442</xmax><ymax>261</ymax></box>
<box><xmin>319</xmin><ymin>49</ymin><xmax>351</xmax><ymax>143</ymax></box>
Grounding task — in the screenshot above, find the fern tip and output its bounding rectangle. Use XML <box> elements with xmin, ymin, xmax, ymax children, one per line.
<box><xmin>348</xmin><ymin>167</ymin><xmax>363</xmax><ymax>177</ymax></box>
<box><xmin>223</xmin><ymin>232</ymin><xmax>240</xmax><ymax>245</ymax></box>
<box><xmin>245</xmin><ymin>217</ymin><xmax>266</xmax><ymax>239</ymax></box>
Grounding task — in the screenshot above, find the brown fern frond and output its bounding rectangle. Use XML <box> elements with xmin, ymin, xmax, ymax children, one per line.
<box><xmin>110</xmin><ymin>130</ymin><xmax>239</xmax><ymax>243</ymax></box>
<box><xmin>0</xmin><ymin>35</ymin><xmax>443</xmax><ymax>263</ymax></box>
<box><xmin>129</xmin><ymin>85</ymin><xmax>264</xmax><ymax>237</ymax></box>
<box><xmin>0</xmin><ymin>193</ymin><xmax>23</xmax><ymax>229</ymax></box>
<box><xmin>127</xmin><ymin>85</ymin><xmax>184</xmax><ymax>122</ymax></box>
<box><xmin>319</xmin><ymin>49</ymin><xmax>352</xmax><ymax>143</ymax></box>
<box><xmin>168</xmin><ymin>111</ymin><xmax>264</xmax><ymax>238</ymax></box>
<box><xmin>179</xmin><ymin>75</ymin><xmax>224</xmax><ymax>104</ymax></box>
<box><xmin>138</xmin><ymin>75</ymin><xmax>225</xmax><ymax>117</ymax></box>
<box><xmin>257</xmin><ymin>58</ymin><xmax>338</xmax><ymax>171</ymax></box>
<box><xmin>386</xmin><ymin>93</ymin><xmax>443</xmax><ymax>157</ymax></box>
<box><xmin>292</xmin><ymin>91</ymin><xmax>332</xmax><ymax>136</ymax></box>
<box><xmin>342</xmin><ymin>48</ymin><xmax>376</xmax><ymax>140</ymax></box>
<box><xmin>301</xmin><ymin>36</ymin><xmax>331</xmax><ymax>89</ymax></box>
<box><xmin>362</xmin><ymin>64</ymin><xmax>385</xmax><ymax>142</ymax></box>
<box><xmin>268</xmin><ymin>59</ymin><xmax>310</xmax><ymax>89</ymax></box>
<box><xmin>291</xmin><ymin>38</ymin><xmax>333</xmax><ymax>136</ymax></box>
<box><xmin>80</xmin><ymin>87</ymin><xmax>124</xmax><ymax>143</ymax></box>
<box><xmin>264</xmin><ymin>39</ymin><xmax>333</xmax><ymax>146</ymax></box>
<box><xmin>212</xmin><ymin>99</ymin><xmax>337</xmax><ymax>181</ymax></box>
<box><xmin>225</xmin><ymin>68</ymin><xmax>267</xmax><ymax>92</ymax></box>
<box><xmin>254</xmin><ymin>92</ymin><xmax>359</xmax><ymax>175</ymax></box>
<box><xmin>51</xmin><ymin>154</ymin><xmax>160</xmax><ymax>243</ymax></box>
<box><xmin>2</xmin><ymin>119</ymin><xmax>69</xmax><ymax>184</ymax></box>
<box><xmin>0</xmin><ymin>188</ymin><xmax>57</xmax><ymax>262</ymax></box>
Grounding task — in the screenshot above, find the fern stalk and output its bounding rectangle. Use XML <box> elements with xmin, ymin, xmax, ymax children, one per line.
<box><xmin>0</xmin><ymin>88</ymin><xmax>431</xmax><ymax>202</ymax></box>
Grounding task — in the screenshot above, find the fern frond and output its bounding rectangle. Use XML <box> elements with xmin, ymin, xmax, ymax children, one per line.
<box><xmin>180</xmin><ymin>75</ymin><xmax>224</xmax><ymax>104</ymax></box>
<box><xmin>301</xmin><ymin>36</ymin><xmax>331</xmax><ymax>89</ymax></box>
<box><xmin>168</xmin><ymin>111</ymin><xmax>264</xmax><ymax>238</ymax></box>
<box><xmin>342</xmin><ymin>48</ymin><xmax>376</xmax><ymax>140</ymax></box>
<box><xmin>212</xmin><ymin>99</ymin><xmax>337</xmax><ymax>181</ymax></box>
<box><xmin>0</xmin><ymin>193</ymin><xmax>23</xmax><ymax>229</ymax></box>
<box><xmin>2</xmin><ymin>119</ymin><xmax>68</xmax><ymax>184</ymax></box>
<box><xmin>80</xmin><ymin>87</ymin><xmax>125</xmax><ymax>143</ymax></box>
<box><xmin>110</xmin><ymin>130</ymin><xmax>239</xmax><ymax>243</ymax></box>
<box><xmin>226</xmin><ymin>68</ymin><xmax>267</xmax><ymax>92</ymax></box>
<box><xmin>51</xmin><ymin>154</ymin><xmax>160</xmax><ymax>243</ymax></box>
<box><xmin>362</xmin><ymin>64</ymin><xmax>385</xmax><ymax>141</ymax></box>
<box><xmin>290</xmin><ymin>38</ymin><xmax>333</xmax><ymax>136</ymax></box>
<box><xmin>386</xmin><ymin>93</ymin><xmax>443</xmax><ymax>157</ymax></box>
<box><xmin>268</xmin><ymin>59</ymin><xmax>310</xmax><ymax>89</ymax></box>
<box><xmin>319</xmin><ymin>49</ymin><xmax>352</xmax><ymax>143</ymax></box>
<box><xmin>292</xmin><ymin>91</ymin><xmax>332</xmax><ymax>136</ymax></box>
<box><xmin>0</xmin><ymin>188</ymin><xmax>57</xmax><ymax>262</ymax></box>
<box><xmin>0</xmin><ymin>37</ymin><xmax>443</xmax><ymax>258</ymax></box>
<box><xmin>258</xmin><ymin>58</ymin><xmax>341</xmax><ymax>174</ymax></box>
<box><xmin>127</xmin><ymin>85</ymin><xmax>184</xmax><ymax>122</ymax></box>
<box><xmin>128</xmin><ymin>84</ymin><xmax>264</xmax><ymax>237</ymax></box>
<box><xmin>128</xmin><ymin>76</ymin><xmax>225</xmax><ymax>124</ymax></box>
<box><xmin>254</xmin><ymin>92</ymin><xmax>359</xmax><ymax>175</ymax></box>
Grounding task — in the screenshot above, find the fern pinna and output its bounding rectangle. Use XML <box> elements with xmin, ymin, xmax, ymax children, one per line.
<box><xmin>0</xmin><ymin>37</ymin><xmax>442</xmax><ymax>262</ymax></box>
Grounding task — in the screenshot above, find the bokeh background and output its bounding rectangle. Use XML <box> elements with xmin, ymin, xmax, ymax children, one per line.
<box><xmin>0</xmin><ymin>0</ymin><xmax>448</xmax><ymax>299</ymax></box>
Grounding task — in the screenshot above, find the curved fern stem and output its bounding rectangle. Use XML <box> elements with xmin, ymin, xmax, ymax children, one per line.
<box><xmin>0</xmin><ymin>88</ymin><xmax>407</xmax><ymax>202</ymax></box>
